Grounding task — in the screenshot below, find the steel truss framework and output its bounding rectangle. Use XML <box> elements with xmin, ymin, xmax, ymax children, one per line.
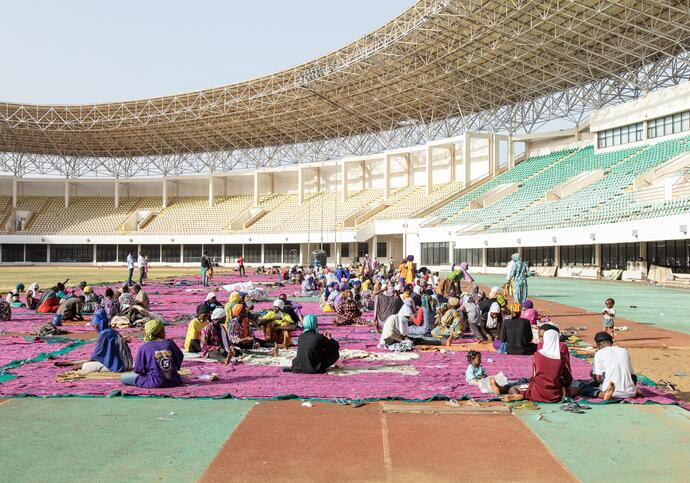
<box><xmin>1</xmin><ymin>0</ymin><xmax>690</xmax><ymax>178</ymax></box>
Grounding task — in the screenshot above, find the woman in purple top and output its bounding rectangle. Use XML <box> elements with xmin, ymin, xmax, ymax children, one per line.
<box><xmin>120</xmin><ymin>319</ymin><xmax>184</xmax><ymax>388</ymax></box>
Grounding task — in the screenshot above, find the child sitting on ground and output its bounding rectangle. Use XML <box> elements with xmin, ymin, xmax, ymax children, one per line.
<box><xmin>602</xmin><ymin>298</ymin><xmax>616</xmax><ymax>337</ymax></box>
<box><xmin>465</xmin><ymin>350</ymin><xmax>508</xmax><ymax>393</ymax></box>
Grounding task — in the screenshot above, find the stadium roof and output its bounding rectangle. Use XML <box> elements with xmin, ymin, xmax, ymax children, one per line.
<box><xmin>2</xmin><ymin>0</ymin><xmax>690</xmax><ymax>177</ymax></box>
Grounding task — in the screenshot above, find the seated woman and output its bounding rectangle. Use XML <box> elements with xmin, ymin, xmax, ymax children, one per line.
<box><xmin>36</xmin><ymin>283</ymin><xmax>63</xmax><ymax>313</ymax></box>
<box><xmin>298</xmin><ymin>275</ymin><xmax>320</xmax><ymax>297</ymax></box>
<box><xmin>200</xmin><ymin>308</ymin><xmax>234</xmax><ymax>364</ymax></box>
<box><xmin>430</xmin><ymin>297</ymin><xmax>465</xmax><ymax>345</ymax></box>
<box><xmin>257</xmin><ymin>299</ymin><xmax>296</xmax><ymax>355</ymax></box>
<box><xmin>520</xmin><ymin>300</ymin><xmax>539</xmax><ymax>326</ymax></box>
<box><xmin>498</xmin><ymin>303</ymin><xmax>536</xmax><ymax>355</ymax></box>
<box><xmin>407</xmin><ymin>290</ymin><xmax>436</xmax><ymax>337</ymax></box>
<box><xmin>0</xmin><ymin>299</ymin><xmax>11</xmax><ymax>321</ymax></box>
<box><xmin>26</xmin><ymin>283</ymin><xmax>41</xmax><ymax>310</ymax></box>
<box><xmin>10</xmin><ymin>292</ymin><xmax>26</xmax><ymax>308</ymax></box>
<box><xmin>82</xmin><ymin>309</ymin><xmax>134</xmax><ymax>373</ymax></box>
<box><xmin>373</xmin><ymin>283</ymin><xmax>403</xmax><ymax>333</ymax></box>
<box><xmin>184</xmin><ymin>304</ymin><xmax>211</xmax><ymax>353</ymax></box>
<box><xmin>57</xmin><ymin>295</ymin><xmax>85</xmax><ymax>321</ymax></box>
<box><xmin>227</xmin><ymin>300</ymin><xmax>257</xmax><ymax>350</ymax></box>
<box><xmin>81</xmin><ymin>286</ymin><xmax>101</xmax><ymax>314</ymax></box>
<box><xmin>379</xmin><ymin>305</ymin><xmax>413</xmax><ymax>351</ymax></box>
<box><xmin>490</xmin><ymin>329</ymin><xmax>573</xmax><ymax>402</ymax></box>
<box><xmin>120</xmin><ymin>320</ymin><xmax>184</xmax><ymax>388</ymax></box>
<box><xmin>100</xmin><ymin>288</ymin><xmax>121</xmax><ymax>320</ymax></box>
<box><xmin>289</xmin><ymin>315</ymin><xmax>340</xmax><ymax>374</ymax></box>
<box><xmin>118</xmin><ymin>285</ymin><xmax>135</xmax><ymax>310</ymax></box>
<box><xmin>278</xmin><ymin>294</ymin><xmax>303</xmax><ymax>325</ymax></box>
<box><xmin>334</xmin><ymin>290</ymin><xmax>368</xmax><ymax>326</ymax></box>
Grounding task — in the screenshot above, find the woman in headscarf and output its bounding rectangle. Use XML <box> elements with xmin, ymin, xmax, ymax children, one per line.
<box><xmin>184</xmin><ymin>304</ymin><xmax>211</xmax><ymax>352</ymax></box>
<box><xmin>120</xmin><ymin>320</ymin><xmax>184</xmax><ymax>388</ymax></box>
<box><xmin>6</xmin><ymin>283</ymin><xmax>24</xmax><ymax>303</ymax></box>
<box><xmin>506</xmin><ymin>253</ymin><xmax>530</xmax><ymax>304</ymax></box>
<box><xmin>379</xmin><ymin>304</ymin><xmax>413</xmax><ymax>350</ymax></box>
<box><xmin>36</xmin><ymin>283</ymin><xmax>63</xmax><ymax>313</ymax></box>
<box><xmin>200</xmin><ymin>308</ymin><xmax>234</xmax><ymax>363</ymax></box>
<box><xmin>299</xmin><ymin>275</ymin><xmax>319</xmax><ymax>297</ymax></box>
<box><xmin>334</xmin><ymin>290</ymin><xmax>367</xmax><ymax>326</ymax></box>
<box><xmin>258</xmin><ymin>299</ymin><xmax>296</xmax><ymax>355</ymax></box>
<box><xmin>118</xmin><ymin>285</ymin><xmax>135</xmax><ymax>310</ymax></box>
<box><xmin>431</xmin><ymin>297</ymin><xmax>465</xmax><ymax>345</ymax></box>
<box><xmin>224</xmin><ymin>291</ymin><xmax>241</xmax><ymax>321</ymax></box>
<box><xmin>26</xmin><ymin>283</ymin><xmax>40</xmax><ymax>310</ymax></box>
<box><xmin>81</xmin><ymin>286</ymin><xmax>101</xmax><ymax>314</ymax></box>
<box><xmin>459</xmin><ymin>262</ymin><xmax>474</xmax><ymax>283</ymax></box>
<box><xmin>404</xmin><ymin>255</ymin><xmax>415</xmax><ymax>285</ymax></box>
<box><xmin>289</xmin><ymin>315</ymin><xmax>340</xmax><ymax>374</ymax></box>
<box><xmin>407</xmin><ymin>289</ymin><xmax>436</xmax><ymax>337</ymax></box>
<box><xmin>520</xmin><ymin>299</ymin><xmax>539</xmax><ymax>326</ymax></box>
<box><xmin>373</xmin><ymin>282</ymin><xmax>403</xmax><ymax>333</ymax></box>
<box><xmin>227</xmin><ymin>300</ymin><xmax>256</xmax><ymax>350</ymax></box>
<box><xmin>82</xmin><ymin>309</ymin><xmax>133</xmax><ymax>373</ymax></box>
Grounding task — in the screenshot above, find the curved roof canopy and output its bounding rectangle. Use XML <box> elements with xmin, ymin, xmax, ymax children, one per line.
<box><xmin>1</xmin><ymin>0</ymin><xmax>690</xmax><ymax>160</ymax></box>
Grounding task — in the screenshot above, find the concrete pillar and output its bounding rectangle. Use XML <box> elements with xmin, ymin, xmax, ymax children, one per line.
<box><xmin>425</xmin><ymin>145</ymin><xmax>433</xmax><ymax>196</ymax></box>
<box><xmin>12</xmin><ymin>178</ymin><xmax>18</xmax><ymax>208</ymax></box>
<box><xmin>317</xmin><ymin>168</ymin><xmax>322</xmax><ymax>193</ymax></box>
<box><xmin>336</xmin><ymin>242</ymin><xmax>342</xmax><ymax>266</ymax></box>
<box><xmin>554</xmin><ymin>245</ymin><xmax>561</xmax><ymax>268</ymax></box>
<box><xmin>448</xmin><ymin>242</ymin><xmax>454</xmax><ymax>266</ymax></box>
<box><xmin>448</xmin><ymin>145</ymin><xmax>456</xmax><ymax>182</ymax></box>
<box><xmin>463</xmin><ymin>132</ymin><xmax>471</xmax><ymax>188</ymax></box>
<box><xmin>64</xmin><ymin>181</ymin><xmax>70</xmax><ymax>209</ymax></box>
<box><xmin>384</xmin><ymin>154</ymin><xmax>391</xmax><ymax>201</ymax></box>
<box><xmin>406</xmin><ymin>153</ymin><xmax>413</xmax><ymax>187</ymax></box>
<box><xmin>180</xmin><ymin>244</ymin><xmax>184</xmax><ymax>264</ymax></box>
<box><xmin>508</xmin><ymin>135</ymin><xmax>515</xmax><ymax>169</ymax></box>
<box><xmin>208</xmin><ymin>176</ymin><xmax>214</xmax><ymax>207</ymax></box>
<box><xmin>481</xmin><ymin>247</ymin><xmax>487</xmax><ymax>272</ymax></box>
<box><xmin>595</xmin><ymin>243</ymin><xmax>602</xmax><ymax>267</ymax></box>
<box><xmin>360</xmin><ymin>161</ymin><xmax>365</xmax><ymax>191</ymax></box>
<box><xmin>490</xmin><ymin>134</ymin><xmax>500</xmax><ymax>176</ymax></box>
<box><xmin>640</xmin><ymin>242</ymin><xmax>647</xmax><ymax>262</ymax></box>
<box><xmin>642</xmin><ymin>120</ymin><xmax>648</xmax><ymax>142</ymax></box>
<box><xmin>269</xmin><ymin>173</ymin><xmax>274</xmax><ymax>195</ymax></box>
<box><xmin>162</xmin><ymin>177</ymin><xmax>168</xmax><ymax>208</ymax></box>
<box><xmin>341</xmin><ymin>162</ymin><xmax>348</xmax><ymax>202</ymax></box>
<box><xmin>114</xmin><ymin>180</ymin><xmax>120</xmax><ymax>208</ymax></box>
<box><xmin>297</xmin><ymin>167</ymin><xmax>304</xmax><ymax>205</ymax></box>
<box><xmin>253</xmin><ymin>172</ymin><xmax>259</xmax><ymax>206</ymax></box>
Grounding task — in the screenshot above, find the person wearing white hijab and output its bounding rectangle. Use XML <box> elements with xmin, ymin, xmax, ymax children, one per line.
<box><xmin>538</xmin><ymin>329</ymin><xmax>561</xmax><ymax>359</ymax></box>
<box><xmin>379</xmin><ymin>304</ymin><xmax>412</xmax><ymax>347</ymax></box>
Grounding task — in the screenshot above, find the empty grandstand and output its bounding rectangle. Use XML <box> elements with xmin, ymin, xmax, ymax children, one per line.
<box><xmin>1</xmin><ymin>0</ymin><xmax>690</xmax><ymax>285</ymax></box>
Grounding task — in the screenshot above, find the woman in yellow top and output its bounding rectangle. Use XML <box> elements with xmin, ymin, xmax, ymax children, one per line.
<box><xmin>257</xmin><ymin>299</ymin><xmax>296</xmax><ymax>355</ymax></box>
<box><xmin>184</xmin><ymin>304</ymin><xmax>212</xmax><ymax>352</ymax></box>
<box><xmin>224</xmin><ymin>291</ymin><xmax>241</xmax><ymax>322</ymax></box>
<box><xmin>404</xmin><ymin>255</ymin><xmax>415</xmax><ymax>284</ymax></box>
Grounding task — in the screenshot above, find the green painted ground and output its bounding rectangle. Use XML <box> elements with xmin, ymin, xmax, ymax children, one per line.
<box><xmin>473</xmin><ymin>274</ymin><xmax>690</xmax><ymax>335</ymax></box>
<box><xmin>0</xmin><ymin>398</ymin><xmax>254</xmax><ymax>482</ymax></box>
<box><xmin>517</xmin><ymin>404</ymin><xmax>690</xmax><ymax>482</ymax></box>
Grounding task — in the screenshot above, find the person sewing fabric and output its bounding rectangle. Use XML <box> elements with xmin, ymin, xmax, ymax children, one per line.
<box><xmin>257</xmin><ymin>299</ymin><xmax>296</xmax><ymax>355</ymax></box>
<box><xmin>200</xmin><ymin>308</ymin><xmax>234</xmax><ymax>363</ymax></box>
<box><xmin>82</xmin><ymin>309</ymin><xmax>133</xmax><ymax>373</ymax></box>
<box><xmin>120</xmin><ymin>320</ymin><xmax>184</xmax><ymax>388</ymax></box>
<box><xmin>334</xmin><ymin>289</ymin><xmax>367</xmax><ymax>325</ymax></box>
<box><xmin>133</xmin><ymin>284</ymin><xmax>150</xmax><ymax>310</ymax></box>
<box><xmin>379</xmin><ymin>304</ymin><xmax>413</xmax><ymax>351</ymax></box>
<box><xmin>288</xmin><ymin>315</ymin><xmax>340</xmax><ymax>374</ymax></box>
<box><xmin>100</xmin><ymin>288</ymin><xmax>121</xmax><ymax>320</ymax></box>
<box><xmin>57</xmin><ymin>295</ymin><xmax>85</xmax><ymax>321</ymax></box>
<box><xmin>431</xmin><ymin>297</ymin><xmax>465</xmax><ymax>345</ymax></box>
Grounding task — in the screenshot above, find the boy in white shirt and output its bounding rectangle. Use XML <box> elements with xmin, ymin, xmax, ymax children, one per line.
<box><xmin>602</xmin><ymin>297</ymin><xmax>616</xmax><ymax>337</ymax></box>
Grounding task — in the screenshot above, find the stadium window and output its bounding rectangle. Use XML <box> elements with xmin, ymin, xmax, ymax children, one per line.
<box><xmin>51</xmin><ymin>244</ymin><xmax>92</xmax><ymax>263</ymax></box>
<box><xmin>454</xmin><ymin>248</ymin><xmax>482</xmax><ymax>268</ymax></box>
<box><xmin>1</xmin><ymin>244</ymin><xmax>24</xmax><ymax>262</ymax></box>
<box><xmin>560</xmin><ymin>244</ymin><xmax>594</xmax><ymax>267</ymax></box>
<box><xmin>25</xmin><ymin>244</ymin><xmax>47</xmax><ymax>263</ymax></box>
<box><xmin>523</xmin><ymin>246</ymin><xmax>555</xmax><ymax>267</ymax></box>
<box><xmin>647</xmin><ymin>240</ymin><xmax>690</xmax><ymax>273</ymax></box>
<box><xmin>341</xmin><ymin>243</ymin><xmax>350</xmax><ymax>258</ymax></box>
<box><xmin>421</xmin><ymin>242</ymin><xmax>449</xmax><ymax>266</ymax></box>
<box><xmin>139</xmin><ymin>244</ymin><xmax>160</xmax><ymax>263</ymax></box>
<box><xmin>96</xmin><ymin>244</ymin><xmax>117</xmax><ymax>263</ymax></box>
<box><xmin>224</xmin><ymin>244</ymin><xmax>242</xmax><ymax>263</ymax></box>
<box><xmin>264</xmin><ymin>244</ymin><xmax>282</xmax><ymax>264</ymax></box>
<box><xmin>376</xmin><ymin>242</ymin><xmax>387</xmax><ymax>258</ymax></box>
<box><xmin>283</xmin><ymin>244</ymin><xmax>300</xmax><ymax>264</ymax></box>
<box><xmin>648</xmin><ymin>111</ymin><xmax>690</xmax><ymax>139</ymax></box>
<box><xmin>183</xmin><ymin>244</ymin><xmax>202</xmax><ymax>263</ymax></box>
<box><xmin>601</xmin><ymin>242</ymin><xmax>639</xmax><ymax>270</ymax></box>
<box><xmin>682</xmin><ymin>112</ymin><xmax>690</xmax><ymax>132</ymax></box>
<box><xmin>244</xmin><ymin>245</ymin><xmax>261</xmax><ymax>264</ymax></box>
<box><xmin>161</xmin><ymin>245</ymin><xmax>181</xmax><ymax>263</ymax></box>
<box><xmin>598</xmin><ymin>122</ymin><xmax>645</xmax><ymax>148</ymax></box>
<box><xmin>322</xmin><ymin>244</ymin><xmax>332</xmax><ymax>258</ymax></box>
<box><xmin>357</xmin><ymin>243</ymin><xmax>368</xmax><ymax>258</ymax></box>
<box><xmin>117</xmin><ymin>244</ymin><xmax>137</xmax><ymax>263</ymax></box>
<box><xmin>487</xmin><ymin>247</ymin><xmax>516</xmax><ymax>267</ymax></box>
<box><xmin>204</xmin><ymin>245</ymin><xmax>222</xmax><ymax>264</ymax></box>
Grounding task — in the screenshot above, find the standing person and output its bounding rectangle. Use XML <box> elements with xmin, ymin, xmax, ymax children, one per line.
<box><xmin>137</xmin><ymin>252</ymin><xmax>146</xmax><ymax>285</ymax></box>
<box><xmin>602</xmin><ymin>298</ymin><xmax>616</xmax><ymax>337</ymax></box>
<box><xmin>143</xmin><ymin>255</ymin><xmax>150</xmax><ymax>284</ymax></box>
<box><xmin>506</xmin><ymin>253</ymin><xmax>530</xmax><ymax>303</ymax></box>
<box><xmin>200</xmin><ymin>251</ymin><xmax>212</xmax><ymax>287</ymax></box>
<box><xmin>237</xmin><ymin>254</ymin><xmax>246</xmax><ymax>277</ymax></box>
<box><xmin>126</xmin><ymin>251</ymin><xmax>136</xmax><ymax>286</ymax></box>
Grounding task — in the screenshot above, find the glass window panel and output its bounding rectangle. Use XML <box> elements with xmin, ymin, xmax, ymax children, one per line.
<box><xmin>161</xmin><ymin>245</ymin><xmax>181</xmax><ymax>263</ymax></box>
<box><xmin>264</xmin><ymin>244</ymin><xmax>282</xmax><ymax>264</ymax></box>
<box><xmin>25</xmin><ymin>244</ymin><xmax>47</xmax><ymax>263</ymax></box>
<box><xmin>1</xmin><ymin>244</ymin><xmax>24</xmax><ymax>262</ymax></box>
<box><xmin>224</xmin><ymin>245</ymin><xmax>242</xmax><ymax>263</ymax></box>
<box><xmin>244</xmin><ymin>245</ymin><xmax>261</xmax><ymax>264</ymax></box>
<box><xmin>283</xmin><ymin>244</ymin><xmax>300</xmax><ymax>264</ymax></box>
<box><xmin>96</xmin><ymin>244</ymin><xmax>117</xmax><ymax>263</ymax></box>
<box><xmin>341</xmin><ymin>243</ymin><xmax>350</xmax><ymax>258</ymax></box>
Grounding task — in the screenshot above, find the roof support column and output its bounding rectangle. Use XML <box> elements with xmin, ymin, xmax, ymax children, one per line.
<box><xmin>490</xmin><ymin>134</ymin><xmax>499</xmax><ymax>177</ymax></box>
<box><xmin>64</xmin><ymin>180</ymin><xmax>70</xmax><ymax>209</ymax></box>
<box><xmin>425</xmin><ymin>145</ymin><xmax>433</xmax><ymax>196</ymax></box>
<box><xmin>448</xmin><ymin>144</ymin><xmax>456</xmax><ymax>182</ymax></box>
<box><xmin>341</xmin><ymin>162</ymin><xmax>348</xmax><ymax>202</ymax></box>
<box><xmin>162</xmin><ymin>177</ymin><xmax>168</xmax><ymax>209</ymax></box>
<box><xmin>12</xmin><ymin>178</ymin><xmax>18</xmax><ymax>208</ymax></box>
<box><xmin>253</xmin><ymin>172</ymin><xmax>259</xmax><ymax>207</ymax></box>
<box><xmin>297</xmin><ymin>167</ymin><xmax>304</xmax><ymax>205</ymax></box>
<box><xmin>406</xmin><ymin>153</ymin><xmax>412</xmax><ymax>187</ymax></box>
<box><xmin>114</xmin><ymin>180</ymin><xmax>120</xmax><ymax>209</ymax></box>
<box><xmin>208</xmin><ymin>175</ymin><xmax>214</xmax><ymax>208</ymax></box>
<box><xmin>463</xmin><ymin>132</ymin><xmax>471</xmax><ymax>188</ymax></box>
<box><xmin>384</xmin><ymin>154</ymin><xmax>391</xmax><ymax>201</ymax></box>
<box><xmin>508</xmin><ymin>135</ymin><xmax>515</xmax><ymax>169</ymax></box>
